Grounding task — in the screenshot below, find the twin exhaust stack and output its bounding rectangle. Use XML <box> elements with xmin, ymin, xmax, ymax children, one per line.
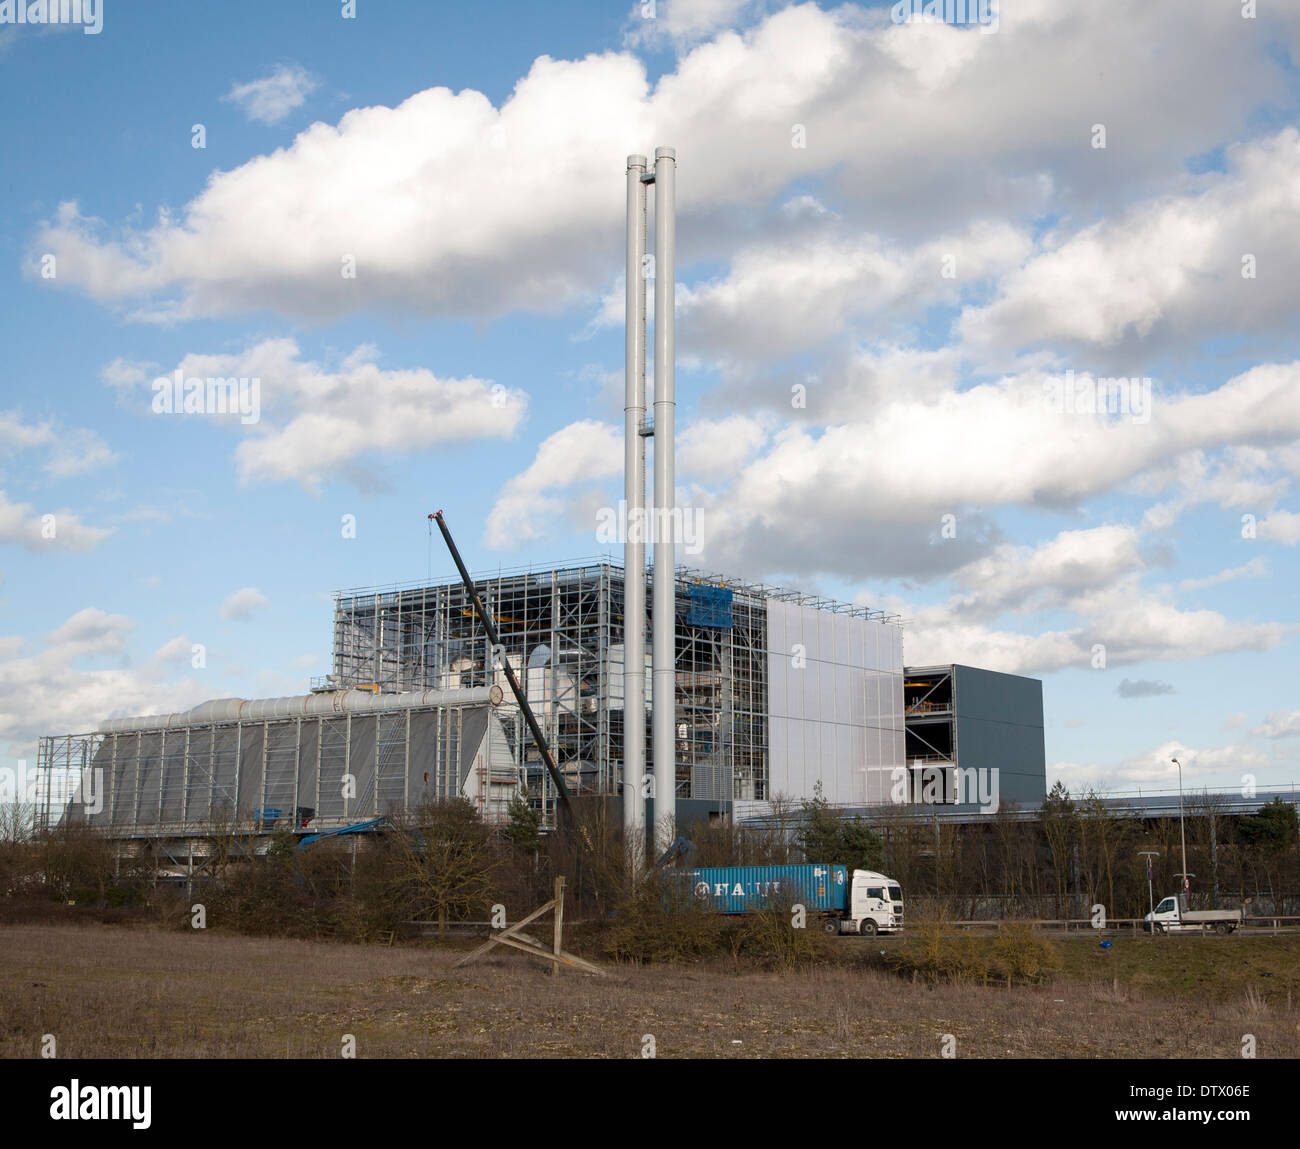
<box><xmin>624</xmin><ymin>148</ymin><xmax>677</xmax><ymax>862</ymax></box>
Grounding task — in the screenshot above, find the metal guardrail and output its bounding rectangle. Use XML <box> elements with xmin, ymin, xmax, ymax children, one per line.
<box><xmin>907</xmin><ymin>916</ymin><xmax>1300</xmax><ymax>934</ymax></box>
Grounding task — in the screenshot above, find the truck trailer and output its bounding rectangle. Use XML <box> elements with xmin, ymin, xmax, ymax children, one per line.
<box><xmin>1144</xmin><ymin>895</ymin><xmax>1245</xmax><ymax>934</ymax></box>
<box><xmin>686</xmin><ymin>864</ymin><xmax>904</xmax><ymax>935</ymax></box>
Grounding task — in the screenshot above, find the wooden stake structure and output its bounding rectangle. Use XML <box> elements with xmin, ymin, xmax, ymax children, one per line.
<box><xmin>451</xmin><ymin>876</ymin><xmax>605</xmax><ymax>976</ymax></box>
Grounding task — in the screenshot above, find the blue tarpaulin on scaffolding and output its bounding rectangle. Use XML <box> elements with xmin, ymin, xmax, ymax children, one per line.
<box><xmin>686</xmin><ymin>583</ymin><xmax>733</xmax><ymax>628</ymax></box>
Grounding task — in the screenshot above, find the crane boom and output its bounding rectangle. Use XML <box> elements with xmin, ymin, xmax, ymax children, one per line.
<box><xmin>429</xmin><ymin>511</ymin><xmax>573</xmax><ymax>818</ymax></box>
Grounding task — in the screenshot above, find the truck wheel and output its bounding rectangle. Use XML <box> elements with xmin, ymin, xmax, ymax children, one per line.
<box><xmin>822</xmin><ymin>919</ymin><xmax>840</xmax><ymax>936</ymax></box>
<box><xmin>1214</xmin><ymin>922</ymin><xmax>1230</xmax><ymax>936</ymax></box>
<box><xmin>859</xmin><ymin>919</ymin><xmax>878</xmax><ymax>937</ymax></box>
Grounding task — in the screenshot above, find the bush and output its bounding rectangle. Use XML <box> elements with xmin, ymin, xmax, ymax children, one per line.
<box><xmin>593</xmin><ymin>878</ymin><xmax>731</xmax><ymax>964</ymax></box>
<box><xmin>884</xmin><ymin>913</ymin><xmax>1062</xmax><ymax>986</ymax></box>
<box><xmin>727</xmin><ymin>904</ymin><xmax>838</xmax><ymax>970</ymax></box>
<box><xmin>990</xmin><ymin>921</ymin><xmax>1062</xmax><ymax>984</ymax></box>
<box><xmin>581</xmin><ymin>876</ymin><xmax>838</xmax><ymax>969</ymax></box>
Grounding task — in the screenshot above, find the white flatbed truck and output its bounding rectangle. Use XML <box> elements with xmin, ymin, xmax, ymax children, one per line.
<box><xmin>1144</xmin><ymin>895</ymin><xmax>1244</xmax><ymax>934</ymax></box>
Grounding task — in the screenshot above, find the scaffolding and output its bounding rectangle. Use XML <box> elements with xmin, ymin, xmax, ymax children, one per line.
<box><xmin>37</xmin><ymin>697</ymin><xmax>514</xmax><ymax>838</ymax></box>
<box><xmin>328</xmin><ymin>560</ymin><xmax>901</xmax><ymax>823</ymax></box>
<box><xmin>37</xmin><ymin>560</ymin><xmax>906</xmax><ymax>836</ymax></box>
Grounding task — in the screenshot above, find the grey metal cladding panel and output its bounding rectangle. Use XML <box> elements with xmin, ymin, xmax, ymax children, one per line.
<box><xmin>407</xmin><ymin>711</ymin><xmax>439</xmax><ymax>806</ymax></box>
<box><xmin>136</xmin><ymin>732</ymin><xmax>163</xmax><ymax>825</ymax></box>
<box><xmin>348</xmin><ymin>716</ymin><xmax>377</xmax><ymax>816</ymax></box>
<box><xmin>953</xmin><ymin>716</ymin><xmax>1046</xmax><ymax>803</ymax></box>
<box><xmin>951</xmin><ymin>668</ymin><xmax>1045</xmax><ymax>803</ymax></box>
<box><xmin>263</xmin><ymin>722</ymin><xmax>299</xmax><ymax>810</ymax></box>
<box><xmin>317</xmin><ymin>718</ymin><xmax>348</xmax><ymax>819</ymax></box>
<box><xmin>161</xmin><ymin>738</ymin><xmax>186</xmax><ymax>823</ymax></box>
<box><xmin>90</xmin><ymin>737</ymin><xmax>117</xmax><ymax>827</ymax></box>
<box><xmin>237</xmin><ymin>725</ymin><xmax>264</xmax><ymax>814</ymax></box>
<box><xmin>296</xmin><ymin>720</ymin><xmax>319</xmax><ymax>810</ymax></box>
<box><xmin>458</xmin><ymin>708</ymin><xmax>491</xmax><ymax>788</ymax></box>
<box><xmin>212</xmin><ymin>727</ymin><xmax>240</xmax><ymax>815</ymax></box>
<box><xmin>953</xmin><ymin>665</ymin><xmax>1043</xmax><ymax>728</ymax></box>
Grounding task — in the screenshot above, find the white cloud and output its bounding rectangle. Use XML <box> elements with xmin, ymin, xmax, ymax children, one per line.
<box><xmin>688</xmin><ymin>358</ymin><xmax>1300</xmax><ymax>581</ymax></box>
<box><xmin>1052</xmin><ymin>738</ymin><xmax>1275</xmax><ymax>793</ymax></box>
<box><xmin>43</xmin><ymin>428</ymin><xmax>118</xmax><ymax>477</ymax></box>
<box><xmin>1258</xmin><ymin>509</ymin><xmax>1300</xmax><ymax>545</ymax></box>
<box><xmin>152</xmin><ymin>635</ymin><xmax>195</xmax><ymax>665</ymax></box>
<box><xmin>150</xmin><ymin>340</ymin><xmax>525</xmax><ymax>491</ymax></box>
<box><xmin>0</xmin><ymin>412</ymin><xmax>117</xmax><ymax>477</ymax></box>
<box><xmin>625</xmin><ymin>0</ymin><xmax>757</xmax><ymax>48</ymax></box>
<box><xmin>1253</xmin><ymin>711</ymin><xmax>1300</xmax><ymax>739</ymax></box>
<box><xmin>675</xmin><ymin>219</ymin><xmax>1031</xmax><ymax>363</ymax></box>
<box><xmin>0</xmin><ymin>490</ymin><xmax>112</xmax><ymax>551</ymax></box>
<box><xmin>946</xmin><ymin>525</ymin><xmax>1144</xmax><ymax>619</ymax></box>
<box><xmin>1178</xmin><ymin>558</ymin><xmax>1268</xmax><ymax>592</ymax></box>
<box><xmin>958</xmin><ymin>129</ymin><xmax>1300</xmax><ymax>358</ymax></box>
<box><xmin>223</xmin><ymin>64</ymin><xmax>318</xmax><ymax>125</ymax></box>
<box><xmin>220</xmin><ymin>587</ymin><xmax>269</xmax><ymax>621</ymax></box>
<box><xmin>0</xmin><ymin>610</ymin><xmax>211</xmax><ymax>757</ymax></box>
<box><xmin>31</xmin><ymin>3</ymin><xmax>1299</xmax><ymax>322</ymax></box>
<box><xmin>0</xmin><ymin>411</ymin><xmax>53</xmax><ymax>449</ymax></box>
<box><xmin>486</xmin><ymin>421</ymin><xmax>623</xmax><ymax>548</ymax></box>
<box><xmin>46</xmin><ymin>608</ymin><xmax>134</xmax><ymax>658</ymax></box>
<box><xmin>678</xmin><ymin>415</ymin><xmax>770</xmax><ymax>483</ymax></box>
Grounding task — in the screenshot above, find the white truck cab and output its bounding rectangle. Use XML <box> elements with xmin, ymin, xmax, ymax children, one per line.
<box><xmin>846</xmin><ymin>869</ymin><xmax>904</xmax><ymax>935</ymax></box>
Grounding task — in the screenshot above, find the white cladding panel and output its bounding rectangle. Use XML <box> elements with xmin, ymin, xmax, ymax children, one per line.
<box><xmin>766</xmin><ymin>600</ymin><xmax>904</xmax><ymax>804</ymax></box>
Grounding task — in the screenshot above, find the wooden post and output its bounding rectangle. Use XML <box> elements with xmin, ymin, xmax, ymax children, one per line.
<box><xmin>552</xmin><ymin>876</ymin><xmax>565</xmax><ymax>977</ymax></box>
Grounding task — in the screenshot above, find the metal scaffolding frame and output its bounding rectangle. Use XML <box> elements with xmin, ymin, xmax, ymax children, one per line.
<box><xmin>36</xmin><ymin>698</ymin><xmax>510</xmax><ymax>838</ymax></box>
<box><xmin>328</xmin><ymin>561</ymin><xmax>896</xmax><ymax>821</ymax></box>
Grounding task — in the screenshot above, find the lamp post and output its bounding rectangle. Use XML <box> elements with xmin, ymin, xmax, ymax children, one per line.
<box><xmin>1172</xmin><ymin>757</ymin><xmax>1189</xmax><ymax>904</ymax></box>
<box><xmin>1138</xmin><ymin>850</ymin><xmax>1159</xmax><ymax>922</ymax></box>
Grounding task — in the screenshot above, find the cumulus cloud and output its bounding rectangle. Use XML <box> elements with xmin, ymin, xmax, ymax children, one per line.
<box><xmin>148</xmin><ymin>340</ymin><xmax>525</xmax><ymax>491</ymax></box>
<box><xmin>29</xmin><ymin>3</ymin><xmax>1300</xmax><ymax>322</ymax></box>
<box><xmin>0</xmin><ymin>490</ymin><xmax>112</xmax><ymax>551</ymax></box>
<box><xmin>220</xmin><ymin>587</ymin><xmax>269</xmax><ymax>621</ymax></box>
<box><xmin>223</xmin><ymin>64</ymin><xmax>318</xmax><ymax>125</ymax></box>
<box><xmin>1052</xmin><ymin>738</ymin><xmax>1273</xmax><ymax>793</ymax></box>
<box><xmin>1258</xmin><ymin>509</ymin><xmax>1300</xmax><ymax>545</ymax></box>
<box><xmin>673</xmin><ymin>220</ymin><xmax>1031</xmax><ymax>363</ymax></box>
<box><xmin>486</xmin><ymin>420</ymin><xmax>623</xmax><ymax>548</ymax></box>
<box><xmin>0</xmin><ymin>413</ymin><xmax>117</xmax><ymax>477</ymax></box>
<box><xmin>1253</xmin><ymin>711</ymin><xmax>1300</xmax><ymax>739</ymax></box>
<box><xmin>958</xmin><ymin>129</ymin><xmax>1300</xmax><ymax>361</ymax></box>
<box><xmin>685</xmin><ymin>358</ymin><xmax>1300</xmax><ymax>582</ymax></box>
<box><xmin>0</xmin><ymin>610</ymin><xmax>210</xmax><ymax>757</ymax></box>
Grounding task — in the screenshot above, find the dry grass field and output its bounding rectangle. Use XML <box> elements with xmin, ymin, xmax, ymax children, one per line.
<box><xmin>2</xmin><ymin>923</ymin><xmax>1298</xmax><ymax>1059</ymax></box>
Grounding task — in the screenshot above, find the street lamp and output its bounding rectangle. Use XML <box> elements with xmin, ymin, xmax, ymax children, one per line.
<box><xmin>1172</xmin><ymin>757</ymin><xmax>1189</xmax><ymax>904</ymax></box>
<box><xmin>1138</xmin><ymin>850</ymin><xmax>1159</xmax><ymax>921</ymax></box>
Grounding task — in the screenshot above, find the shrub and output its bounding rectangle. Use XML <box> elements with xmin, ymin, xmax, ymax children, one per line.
<box><xmin>884</xmin><ymin>913</ymin><xmax>1062</xmax><ymax>986</ymax></box>
<box><xmin>990</xmin><ymin>921</ymin><xmax>1062</xmax><ymax>984</ymax></box>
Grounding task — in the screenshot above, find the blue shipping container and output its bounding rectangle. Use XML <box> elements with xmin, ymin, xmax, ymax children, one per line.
<box><xmin>685</xmin><ymin>864</ymin><xmax>849</xmax><ymax>914</ymax></box>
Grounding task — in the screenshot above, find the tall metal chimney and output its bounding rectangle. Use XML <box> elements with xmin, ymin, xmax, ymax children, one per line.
<box><xmin>651</xmin><ymin>146</ymin><xmax>677</xmax><ymax>856</ymax></box>
<box><xmin>623</xmin><ymin>154</ymin><xmax>648</xmax><ymax>860</ymax></box>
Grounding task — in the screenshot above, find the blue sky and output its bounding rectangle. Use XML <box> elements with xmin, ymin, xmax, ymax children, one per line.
<box><xmin>2</xmin><ymin>0</ymin><xmax>1299</xmax><ymax>801</ymax></box>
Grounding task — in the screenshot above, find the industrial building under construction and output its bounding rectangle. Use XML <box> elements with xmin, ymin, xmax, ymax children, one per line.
<box><xmin>40</xmin><ymin>559</ymin><xmax>922</xmax><ymax>837</ymax></box>
<box><xmin>36</xmin><ymin>147</ymin><xmax>1047</xmax><ymax>845</ymax></box>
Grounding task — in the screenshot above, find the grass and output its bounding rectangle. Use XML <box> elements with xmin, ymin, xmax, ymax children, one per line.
<box><xmin>2</xmin><ymin>923</ymin><xmax>1298</xmax><ymax>1058</ymax></box>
